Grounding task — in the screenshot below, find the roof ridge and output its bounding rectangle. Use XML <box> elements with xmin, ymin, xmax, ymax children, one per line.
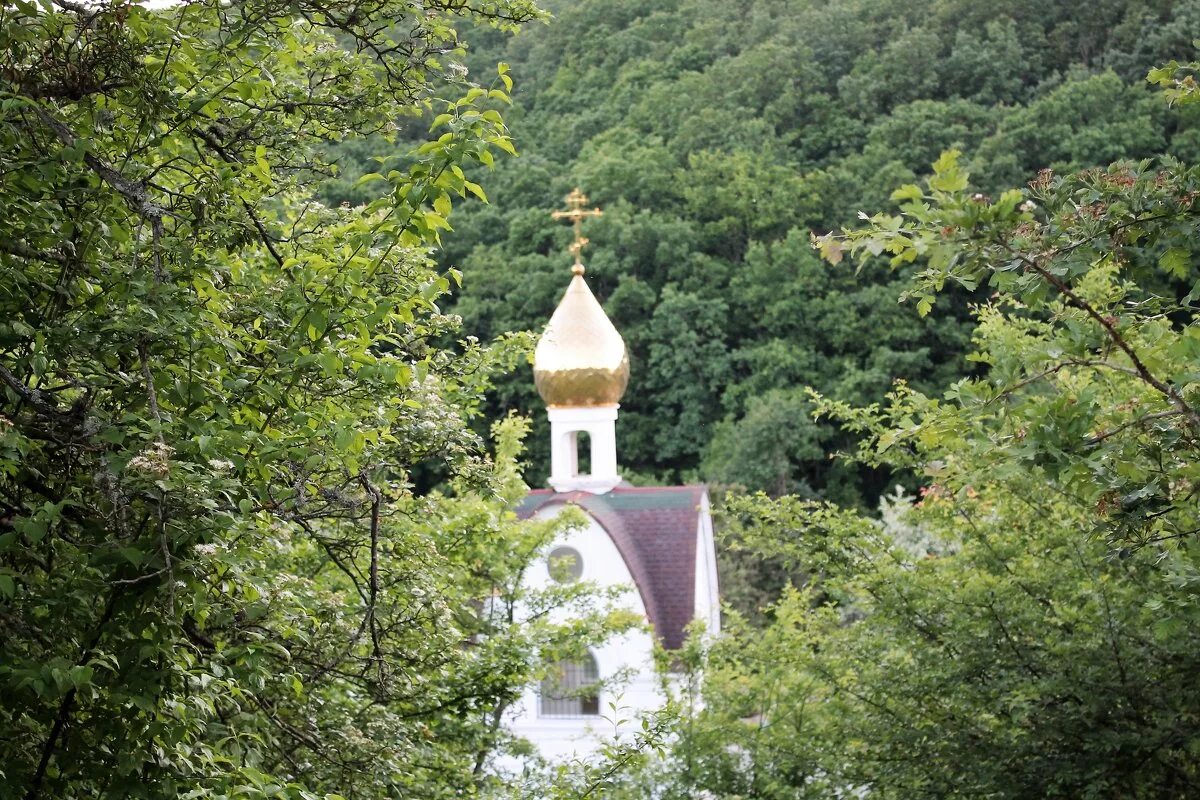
<box><xmin>517</xmin><ymin>487</ymin><xmax>705</xmax><ymax>651</ymax></box>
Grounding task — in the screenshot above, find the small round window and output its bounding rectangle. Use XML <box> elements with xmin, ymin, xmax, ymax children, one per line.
<box><xmin>547</xmin><ymin>546</ymin><xmax>583</xmax><ymax>583</ymax></box>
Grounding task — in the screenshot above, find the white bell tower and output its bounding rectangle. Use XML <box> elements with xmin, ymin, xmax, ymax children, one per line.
<box><xmin>534</xmin><ymin>189</ymin><xmax>629</xmax><ymax>495</ymax></box>
<box><xmin>548</xmin><ymin>405</ymin><xmax>620</xmax><ymax>494</ymax></box>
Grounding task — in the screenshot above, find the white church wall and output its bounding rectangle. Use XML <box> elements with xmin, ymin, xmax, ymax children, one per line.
<box><xmin>505</xmin><ymin>504</ymin><xmax>665</xmax><ymax>761</ymax></box>
<box><xmin>693</xmin><ymin>492</ymin><xmax>721</xmax><ymax>638</ymax></box>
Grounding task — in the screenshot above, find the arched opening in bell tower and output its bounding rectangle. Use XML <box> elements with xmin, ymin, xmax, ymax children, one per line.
<box><xmin>572</xmin><ymin>430</ymin><xmax>592</xmax><ymax>476</ymax></box>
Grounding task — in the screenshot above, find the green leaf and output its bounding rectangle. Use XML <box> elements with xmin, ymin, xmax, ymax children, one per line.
<box><xmin>1159</xmin><ymin>246</ymin><xmax>1191</xmax><ymax>278</ymax></box>
<box><xmin>928</xmin><ymin>149</ymin><xmax>968</xmax><ymax>193</ymax></box>
<box><xmin>433</xmin><ymin>192</ymin><xmax>452</xmax><ymax>217</ymax></box>
<box><xmin>463</xmin><ymin>180</ymin><xmax>486</xmax><ymax>201</ymax></box>
<box><xmin>118</xmin><ymin>547</ymin><xmax>145</xmax><ymax>567</ymax></box>
<box><xmin>68</xmin><ymin>665</ymin><xmax>94</xmax><ymax>689</ymax></box>
<box><xmin>423</xmin><ymin>211</ymin><xmax>451</xmax><ymax>231</ymax></box>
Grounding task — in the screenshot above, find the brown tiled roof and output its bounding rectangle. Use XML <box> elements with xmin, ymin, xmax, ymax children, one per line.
<box><xmin>517</xmin><ymin>485</ymin><xmax>706</xmax><ymax>651</ymax></box>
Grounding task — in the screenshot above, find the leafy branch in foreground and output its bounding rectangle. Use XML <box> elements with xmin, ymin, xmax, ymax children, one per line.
<box><xmin>0</xmin><ymin>0</ymin><xmax>630</xmax><ymax>797</ymax></box>
<box><xmin>815</xmin><ymin>148</ymin><xmax>1200</xmax><ymax>548</ymax></box>
<box><xmin>648</xmin><ymin>152</ymin><xmax>1200</xmax><ymax>798</ymax></box>
<box><xmin>1148</xmin><ymin>50</ymin><xmax>1200</xmax><ymax>106</ymax></box>
<box><xmin>641</xmin><ymin>67</ymin><xmax>1200</xmax><ymax>800</ymax></box>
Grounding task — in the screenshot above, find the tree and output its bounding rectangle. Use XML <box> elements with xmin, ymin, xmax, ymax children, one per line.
<box><xmin>646</xmin><ymin>86</ymin><xmax>1200</xmax><ymax>797</ymax></box>
<box><xmin>0</xmin><ymin>0</ymin><xmax>651</xmax><ymax>796</ymax></box>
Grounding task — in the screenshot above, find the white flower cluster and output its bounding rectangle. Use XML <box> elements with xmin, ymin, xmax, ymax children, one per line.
<box><xmin>879</xmin><ymin>485</ymin><xmax>958</xmax><ymax>561</ymax></box>
<box><xmin>127</xmin><ymin>441</ymin><xmax>174</xmax><ymax>478</ymax></box>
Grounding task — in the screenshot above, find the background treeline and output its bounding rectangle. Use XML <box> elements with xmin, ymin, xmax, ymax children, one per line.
<box><xmin>325</xmin><ymin>0</ymin><xmax>1200</xmax><ymax>506</ymax></box>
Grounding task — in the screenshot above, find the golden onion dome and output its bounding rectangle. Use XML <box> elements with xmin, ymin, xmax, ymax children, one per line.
<box><xmin>533</xmin><ymin>266</ymin><xmax>630</xmax><ymax>407</ymax></box>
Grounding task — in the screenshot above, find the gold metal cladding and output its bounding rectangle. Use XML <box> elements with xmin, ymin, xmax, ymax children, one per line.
<box><xmin>534</xmin><ymin>273</ymin><xmax>630</xmax><ymax>407</ymax></box>
<box><xmin>537</xmin><ymin>186</ymin><xmax>627</xmax><ymax>406</ymax></box>
<box><xmin>551</xmin><ymin>187</ymin><xmax>602</xmax><ymax>273</ymax></box>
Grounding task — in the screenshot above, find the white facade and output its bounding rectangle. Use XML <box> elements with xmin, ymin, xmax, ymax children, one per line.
<box><xmin>506</xmin><ymin>503</ymin><xmax>661</xmax><ymax>760</ymax></box>
<box><xmin>505</xmin><ymin>494</ymin><xmax>719</xmax><ymax>760</ymax></box>
<box><xmin>692</xmin><ymin>492</ymin><xmax>721</xmax><ymax>638</ymax></box>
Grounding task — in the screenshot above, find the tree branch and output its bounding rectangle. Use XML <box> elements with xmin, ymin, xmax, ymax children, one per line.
<box><xmin>31</xmin><ymin>106</ymin><xmax>167</xmax><ymax>223</ymax></box>
<box><xmin>23</xmin><ymin>586</ymin><xmax>122</xmax><ymax>800</ymax></box>
<box><xmin>1022</xmin><ymin>256</ymin><xmax>1200</xmax><ymax>429</ymax></box>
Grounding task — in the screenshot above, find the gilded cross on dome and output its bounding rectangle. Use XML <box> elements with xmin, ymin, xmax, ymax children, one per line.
<box><xmin>551</xmin><ymin>187</ymin><xmax>603</xmax><ymax>275</ymax></box>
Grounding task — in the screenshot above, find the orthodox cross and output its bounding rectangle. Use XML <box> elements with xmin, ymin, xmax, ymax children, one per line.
<box><xmin>551</xmin><ymin>187</ymin><xmax>603</xmax><ymax>275</ymax></box>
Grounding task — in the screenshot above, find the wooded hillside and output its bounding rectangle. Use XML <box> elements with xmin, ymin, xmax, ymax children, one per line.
<box><xmin>325</xmin><ymin>0</ymin><xmax>1200</xmax><ymax>502</ymax></box>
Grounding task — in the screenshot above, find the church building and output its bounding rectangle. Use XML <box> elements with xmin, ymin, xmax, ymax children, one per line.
<box><xmin>505</xmin><ymin>190</ymin><xmax>720</xmax><ymax>759</ymax></box>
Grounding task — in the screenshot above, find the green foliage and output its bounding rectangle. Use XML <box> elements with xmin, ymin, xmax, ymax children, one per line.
<box><xmin>0</xmin><ymin>0</ymin><xmax>651</xmax><ymax>796</ymax></box>
<box><xmin>639</xmin><ymin>97</ymin><xmax>1200</xmax><ymax>796</ymax></box>
<box><xmin>657</xmin><ymin>488</ymin><xmax>1200</xmax><ymax>797</ymax></box>
<box><xmin>825</xmin><ymin>151</ymin><xmax>1200</xmax><ymax>546</ymax></box>
<box><xmin>322</xmin><ymin>0</ymin><xmax>1200</xmax><ymax>522</ymax></box>
<box><xmin>1149</xmin><ymin>49</ymin><xmax>1200</xmax><ymax>105</ymax></box>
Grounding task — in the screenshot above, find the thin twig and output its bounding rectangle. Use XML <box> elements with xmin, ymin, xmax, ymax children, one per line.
<box><xmin>1085</xmin><ymin>410</ymin><xmax>1184</xmax><ymax>446</ymax></box>
<box><xmin>1021</xmin><ymin>255</ymin><xmax>1199</xmax><ymax>429</ymax></box>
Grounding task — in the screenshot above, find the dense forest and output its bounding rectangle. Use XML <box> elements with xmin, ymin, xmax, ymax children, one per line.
<box><xmin>6</xmin><ymin>0</ymin><xmax>1200</xmax><ymax>797</ymax></box>
<box><xmin>326</xmin><ymin>0</ymin><xmax>1200</xmax><ymax>503</ymax></box>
